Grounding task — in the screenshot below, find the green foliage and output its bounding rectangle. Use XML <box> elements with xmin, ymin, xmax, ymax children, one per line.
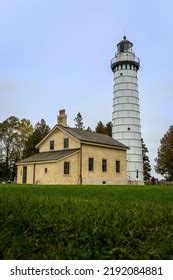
<box><xmin>0</xmin><ymin>116</ymin><xmax>50</xmax><ymax>180</ymax></box>
<box><xmin>0</xmin><ymin>116</ymin><xmax>33</xmax><ymax>180</ymax></box>
<box><xmin>74</xmin><ymin>112</ymin><xmax>84</xmax><ymax>130</ymax></box>
<box><xmin>95</xmin><ymin>121</ymin><xmax>105</xmax><ymax>134</ymax></box>
<box><xmin>23</xmin><ymin>119</ymin><xmax>50</xmax><ymax>158</ymax></box>
<box><xmin>95</xmin><ymin>121</ymin><xmax>112</xmax><ymax>136</ymax></box>
<box><xmin>0</xmin><ymin>185</ymin><xmax>172</xmax><ymax>260</ymax></box>
<box><xmin>0</xmin><ymin>162</ymin><xmax>9</xmax><ymax>181</ymax></box>
<box><xmin>141</xmin><ymin>138</ymin><xmax>151</xmax><ymax>181</ymax></box>
<box><xmin>86</xmin><ymin>126</ymin><xmax>92</xmax><ymax>132</ymax></box>
<box><xmin>155</xmin><ymin>126</ymin><xmax>173</xmax><ymax>181</ymax></box>
<box><xmin>106</xmin><ymin>121</ymin><xmax>112</xmax><ymax>137</ymax></box>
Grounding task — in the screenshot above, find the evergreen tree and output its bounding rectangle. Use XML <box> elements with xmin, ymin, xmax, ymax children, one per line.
<box><xmin>23</xmin><ymin>119</ymin><xmax>50</xmax><ymax>158</ymax></box>
<box><xmin>95</xmin><ymin>121</ymin><xmax>112</xmax><ymax>136</ymax></box>
<box><xmin>141</xmin><ymin>138</ymin><xmax>151</xmax><ymax>181</ymax></box>
<box><xmin>106</xmin><ymin>121</ymin><xmax>112</xmax><ymax>137</ymax></box>
<box><xmin>74</xmin><ymin>112</ymin><xmax>84</xmax><ymax>130</ymax></box>
<box><xmin>155</xmin><ymin>126</ymin><xmax>173</xmax><ymax>181</ymax></box>
<box><xmin>86</xmin><ymin>127</ymin><xmax>92</xmax><ymax>132</ymax></box>
<box><xmin>95</xmin><ymin>121</ymin><xmax>106</xmax><ymax>134</ymax></box>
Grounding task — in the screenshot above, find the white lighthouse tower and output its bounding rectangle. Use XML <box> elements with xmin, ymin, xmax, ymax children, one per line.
<box><xmin>111</xmin><ymin>36</ymin><xmax>144</xmax><ymax>183</ymax></box>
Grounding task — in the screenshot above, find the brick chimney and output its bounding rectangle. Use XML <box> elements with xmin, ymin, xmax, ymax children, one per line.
<box><xmin>57</xmin><ymin>109</ymin><xmax>67</xmax><ymax>126</ymax></box>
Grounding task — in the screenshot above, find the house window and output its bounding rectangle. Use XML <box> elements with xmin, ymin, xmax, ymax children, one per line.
<box><xmin>116</xmin><ymin>160</ymin><xmax>120</xmax><ymax>173</ymax></box>
<box><xmin>102</xmin><ymin>159</ymin><xmax>107</xmax><ymax>172</ymax></box>
<box><xmin>88</xmin><ymin>158</ymin><xmax>94</xmax><ymax>171</ymax></box>
<box><xmin>50</xmin><ymin>140</ymin><xmax>54</xmax><ymax>150</ymax></box>
<box><xmin>45</xmin><ymin>168</ymin><xmax>48</xmax><ymax>173</ymax></box>
<box><xmin>64</xmin><ymin>162</ymin><xmax>70</xmax><ymax>175</ymax></box>
<box><xmin>64</xmin><ymin>138</ymin><xmax>69</xmax><ymax>149</ymax></box>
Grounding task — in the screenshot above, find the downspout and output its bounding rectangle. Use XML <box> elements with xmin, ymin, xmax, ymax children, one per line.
<box><xmin>33</xmin><ymin>164</ymin><xmax>36</xmax><ymax>184</ymax></box>
<box><xmin>80</xmin><ymin>143</ymin><xmax>82</xmax><ymax>185</ymax></box>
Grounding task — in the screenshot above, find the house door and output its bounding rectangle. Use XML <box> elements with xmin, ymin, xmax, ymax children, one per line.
<box><xmin>22</xmin><ymin>166</ymin><xmax>27</xmax><ymax>183</ymax></box>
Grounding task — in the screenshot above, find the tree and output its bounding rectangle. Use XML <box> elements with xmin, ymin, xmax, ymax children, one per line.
<box><xmin>95</xmin><ymin>121</ymin><xmax>106</xmax><ymax>134</ymax></box>
<box><xmin>95</xmin><ymin>121</ymin><xmax>112</xmax><ymax>136</ymax></box>
<box><xmin>155</xmin><ymin>126</ymin><xmax>173</xmax><ymax>181</ymax></box>
<box><xmin>0</xmin><ymin>162</ymin><xmax>9</xmax><ymax>181</ymax></box>
<box><xmin>23</xmin><ymin>119</ymin><xmax>50</xmax><ymax>158</ymax></box>
<box><xmin>10</xmin><ymin>118</ymin><xmax>33</xmax><ymax>180</ymax></box>
<box><xmin>141</xmin><ymin>138</ymin><xmax>151</xmax><ymax>181</ymax></box>
<box><xmin>74</xmin><ymin>112</ymin><xmax>84</xmax><ymax>130</ymax></box>
<box><xmin>86</xmin><ymin>127</ymin><xmax>92</xmax><ymax>132</ymax></box>
<box><xmin>0</xmin><ymin>116</ymin><xmax>33</xmax><ymax>180</ymax></box>
<box><xmin>106</xmin><ymin>121</ymin><xmax>112</xmax><ymax>137</ymax></box>
<box><xmin>0</xmin><ymin>116</ymin><xmax>19</xmax><ymax>174</ymax></box>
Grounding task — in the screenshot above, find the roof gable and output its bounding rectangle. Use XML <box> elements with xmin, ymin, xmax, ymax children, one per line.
<box><xmin>35</xmin><ymin>124</ymin><xmax>128</xmax><ymax>150</ymax></box>
<box><xmin>35</xmin><ymin>125</ymin><xmax>80</xmax><ymax>149</ymax></box>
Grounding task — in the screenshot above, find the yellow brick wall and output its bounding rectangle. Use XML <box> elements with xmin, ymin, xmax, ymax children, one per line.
<box><xmin>39</xmin><ymin>128</ymin><xmax>80</xmax><ymax>152</ymax></box>
<box><xmin>81</xmin><ymin>144</ymin><xmax>127</xmax><ymax>185</ymax></box>
<box><xmin>17</xmin><ymin>165</ymin><xmax>34</xmax><ymax>184</ymax></box>
<box><xmin>17</xmin><ymin>143</ymin><xmax>127</xmax><ymax>185</ymax></box>
<box><xmin>17</xmin><ymin>165</ymin><xmax>23</xmax><ymax>184</ymax></box>
<box><xmin>17</xmin><ymin>151</ymin><xmax>80</xmax><ymax>185</ymax></box>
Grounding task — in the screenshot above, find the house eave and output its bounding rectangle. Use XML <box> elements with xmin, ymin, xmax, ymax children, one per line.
<box><xmin>17</xmin><ymin>149</ymin><xmax>80</xmax><ymax>165</ymax></box>
<box><xmin>80</xmin><ymin>140</ymin><xmax>128</xmax><ymax>150</ymax></box>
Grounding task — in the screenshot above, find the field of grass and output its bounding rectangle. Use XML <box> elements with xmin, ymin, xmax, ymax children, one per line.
<box><xmin>0</xmin><ymin>184</ymin><xmax>173</xmax><ymax>260</ymax></box>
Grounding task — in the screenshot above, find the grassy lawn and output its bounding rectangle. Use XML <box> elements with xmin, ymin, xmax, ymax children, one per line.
<box><xmin>0</xmin><ymin>184</ymin><xmax>173</xmax><ymax>260</ymax></box>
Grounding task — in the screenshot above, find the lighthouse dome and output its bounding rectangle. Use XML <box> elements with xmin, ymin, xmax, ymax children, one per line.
<box><xmin>117</xmin><ymin>36</ymin><xmax>133</xmax><ymax>53</ymax></box>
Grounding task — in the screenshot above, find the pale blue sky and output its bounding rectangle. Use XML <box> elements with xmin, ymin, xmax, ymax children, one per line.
<box><xmin>0</xmin><ymin>0</ymin><xmax>173</xmax><ymax>177</ymax></box>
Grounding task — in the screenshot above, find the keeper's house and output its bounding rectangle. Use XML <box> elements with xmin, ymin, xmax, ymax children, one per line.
<box><xmin>17</xmin><ymin>110</ymin><xmax>128</xmax><ymax>185</ymax></box>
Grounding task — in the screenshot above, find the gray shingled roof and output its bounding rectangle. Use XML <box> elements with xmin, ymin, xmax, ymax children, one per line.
<box><xmin>18</xmin><ymin>148</ymin><xmax>80</xmax><ymax>164</ymax></box>
<box><xmin>61</xmin><ymin>126</ymin><xmax>128</xmax><ymax>149</ymax></box>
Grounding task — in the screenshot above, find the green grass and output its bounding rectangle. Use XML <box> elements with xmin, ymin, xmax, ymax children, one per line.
<box><xmin>0</xmin><ymin>184</ymin><xmax>173</xmax><ymax>260</ymax></box>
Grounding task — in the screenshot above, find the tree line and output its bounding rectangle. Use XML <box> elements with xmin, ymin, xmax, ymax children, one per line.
<box><xmin>1</xmin><ymin>112</ymin><xmax>172</xmax><ymax>182</ymax></box>
<box><xmin>0</xmin><ymin>117</ymin><xmax>50</xmax><ymax>181</ymax></box>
